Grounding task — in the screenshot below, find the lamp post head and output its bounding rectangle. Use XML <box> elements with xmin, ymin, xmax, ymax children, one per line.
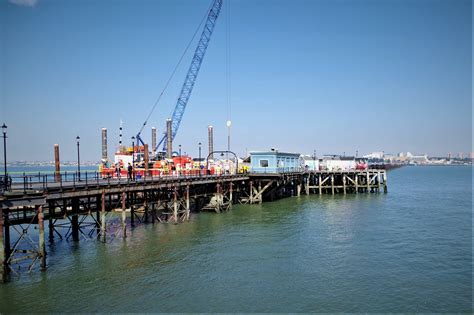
<box><xmin>1</xmin><ymin>123</ymin><xmax>6</xmax><ymax>133</ymax></box>
<box><xmin>76</xmin><ymin>136</ymin><xmax>80</xmax><ymax>143</ymax></box>
<box><xmin>226</xmin><ymin>120</ymin><xmax>232</xmax><ymax>128</ymax></box>
<box><xmin>131</xmin><ymin>136</ymin><xmax>135</xmax><ymax>141</ymax></box>
<box><xmin>198</xmin><ymin>142</ymin><xmax>202</xmax><ymax>146</ymax></box>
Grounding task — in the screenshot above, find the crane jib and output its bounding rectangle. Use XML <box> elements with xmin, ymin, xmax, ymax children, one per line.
<box><xmin>158</xmin><ymin>0</ymin><xmax>223</xmax><ymax>153</ymax></box>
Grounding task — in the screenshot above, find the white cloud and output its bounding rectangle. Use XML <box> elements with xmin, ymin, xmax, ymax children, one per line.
<box><xmin>9</xmin><ymin>0</ymin><xmax>38</xmax><ymax>7</ymax></box>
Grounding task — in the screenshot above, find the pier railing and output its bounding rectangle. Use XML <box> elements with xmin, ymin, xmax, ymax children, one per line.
<box><xmin>1</xmin><ymin>170</ymin><xmax>248</xmax><ymax>194</ymax></box>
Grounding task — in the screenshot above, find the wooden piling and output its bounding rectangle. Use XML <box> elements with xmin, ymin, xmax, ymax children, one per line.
<box><xmin>343</xmin><ymin>175</ymin><xmax>346</xmax><ymax>195</ymax></box>
<box><xmin>383</xmin><ymin>171</ymin><xmax>388</xmax><ymax>193</ymax></box>
<box><xmin>130</xmin><ymin>193</ymin><xmax>135</xmax><ymax>227</ymax></box>
<box><xmin>0</xmin><ymin>207</ymin><xmax>5</xmax><ymax>283</ymax></box>
<box><xmin>377</xmin><ymin>171</ymin><xmax>381</xmax><ymax>192</ymax></box>
<box><xmin>366</xmin><ymin>172</ymin><xmax>370</xmax><ymax>192</ymax></box>
<box><xmin>71</xmin><ymin>198</ymin><xmax>79</xmax><ymax>242</ymax></box>
<box><xmin>48</xmin><ymin>201</ymin><xmax>54</xmax><ymax>243</ymax></box>
<box><xmin>318</xmin><ymin>174</ymin><xmax>322</xmax><ymax>195</ymax></box>
<box><xmin>101</xmin><ymin>191</ymin><xmax>106</xmax><ymax>243</ymax></box>
<box><xmin>96</xmin><ymin>194</ymin><xmax>101</xmax><ymax>238</ymax></box>
<box><xmin>229</xmin><ymin>182</ymin><xmax>233</xmax><ymax>209</ymax></box>
<box><xmin>185</xmin><ymin>185</ymin><xmax>190</xmax><ymax>219</ymax></box>
<box><xmin>355</xmin><ymin>173</ymin><xmax>358</xmax><ymax>193</ymax></box>
<box><xmin>4</xmin><ymin>209</ymin><xmax>10</xmax><ymax>265</ymax></box>
<box><xmin>173</xmin><ymin>186</ymin><xmax>178</xmax><ymax>222</ymax></box>
<box><xmin>305</xmin><ymin>177</ymin><xmax>310</xmax><ymax>195</ymax></box>
<box><xmin>38</xmin><ymin>206</ymin><xmax>46</xmax><ymax>271</ymax></box>
<box><xmin>249</xmin><ymin>181</ymin><xmax>254</xmax><ymax>204</ymax></box>
<box><xmin>297</xmin><ymin>183</ymin><xmax>301</xmax><ymax>197</ymax></box>
<box><xmin>121</xmin><ymin>191</ymin><xmax>126</xmax><ymax>238</ymax></box>
<box><xmin>144</xmin><ymin>192</ymin><xmax>149</xmax><ymax>224</ymax></box>
<box><xmin>331</xmin><ymin>174</ymin><xmax>335</xmax><ymax>195</ymax></box>
<box><xmin>215</xmin><ymin>182</ymin><xmax>221</xmax><ymax>213</ymax></box>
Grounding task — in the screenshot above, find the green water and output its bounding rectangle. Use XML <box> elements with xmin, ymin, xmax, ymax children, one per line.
<box><xmin>0</xmin><ymin>166</ymin><xmax>472</xmax><ymax>312</ymax></box>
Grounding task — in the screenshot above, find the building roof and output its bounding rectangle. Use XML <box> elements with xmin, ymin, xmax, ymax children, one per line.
<box><xmin>249</xmin><ymin>150</ymin><xmax>300</xmax><ymax>157</ymax></box>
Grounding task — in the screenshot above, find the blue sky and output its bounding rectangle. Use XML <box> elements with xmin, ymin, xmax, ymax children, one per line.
<box><xmin>1</xmin><ymin>0</ymin><xmax>472</xmax><ymax>161</ymax></box>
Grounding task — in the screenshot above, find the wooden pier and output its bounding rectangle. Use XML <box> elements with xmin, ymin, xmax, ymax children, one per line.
<box><xmin>0</xmin><ymin>169</ymin><xmax>387</xmax><ymax>282</ymax></box>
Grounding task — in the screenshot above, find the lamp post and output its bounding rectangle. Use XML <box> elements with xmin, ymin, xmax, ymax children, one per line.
<box><xmin>76</xmin><ymin>136</ymin><xmax>81</xmax><ymax>180</ymax></box>
<box><xmin>198</xmin><ymin>142</ymin><xmax>202</xmax><ymax>176</ymax></box>
<box><xmin>2</xmin><ymin>123</ymin><xmax>7</xmax><ymax>189</ymax></box>
<box><xmin>179</xmin><ymin>144</ymin><xmax>182</xmax><ymax>157</ymax></box>
<box><xmin>131</xmin><ymin>136</ymin><xmax>135</xmax><ymax>180</ymax></box>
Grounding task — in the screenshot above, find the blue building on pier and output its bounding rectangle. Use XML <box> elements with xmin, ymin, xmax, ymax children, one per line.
<box><xmin>249</xmin><ymin>150</ymin><xmax>301</xmax><ymax>173</ymax></box>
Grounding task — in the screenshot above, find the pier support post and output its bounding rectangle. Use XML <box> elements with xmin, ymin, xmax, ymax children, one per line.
<box><xmin>38</xmin><ymin>206</ymin><xmax>46</xmax><ymax>271</ymax></box>
<box><xmin>258</xmin><ymin>182</ymin><xmax>262</xmax><ymax>204</ymax></box>
<box><xmin>383</xmin><ymin>171</ymin><xmax>388</xmax><ymax>193</ymax></box>
<box><xmin>297</xmin><ymin>182</ymin><xmax>301</xmax><ymax>197</ymax></box>
<box><xmin>249</xmin><ymin>181</ymin><xmax>254</xmax><ymax>204</ymax></box>
<box><xmin>331</xmin><ymin>174</ymin><xmax>335</xmax><ymax>195</ymax></box>
<box><xmin>0</xmin><ymin>207</ymin><xmax>6</xmax><ymax>283</ymax></box>
<box><xmin>229</xmin><ymin>182</ymin><xmax>233</xmax><ymax>209</ymax></box>
<box><xmin>4</xmin><ymin>209</ymin><xmax>10</xmax><ymax>268</ymax></box>
<box><xmin>318</xmin><ymin>174</ymin><xmax>322</xmax><ymax>195</ymax></box>
<box><xmin>305</xmin><ymin>177</ymin><xmax>310</xmax><ymax>195</ymax></box>
<box><xmin>144</xmin><ymin>192</ymin><xmax>149</xmax><ymax>224</ymax></box>
<box><xmin>130</xmin><ymin>193</ymin><xmax>135</xmax><ymax>227</ymax></box>
<box><xmin>121</xmin><ymin>191</ymin><xmax>127</xmax><ymax>238</ymax></box>
<box><xmin>366</xmin><ymin>172</ymin><xmax>370</xmax><ymax>192</ymax></box>
<box><xmin>343</xmin><ymin>175</ymin><xmax>346</xmax><ymax>195</ymax></box>
<box><xmin>101</xmin><ymin>191</ymin><xmax>106</xmax><ymax>243</ymax></box>
<box><xmin>355</xmin><ymin>173</ymin><xmax>358</xmax><ymax>193</ymax></box>
<box><xmin>71</xmin><ymin>198</ymin><xmax>79</xmax><ymax>242</ymax></box>
<box><xmin>185</xmin><ymin>185</ymin><xmax>190</xmax><ymax>220</ymax></box>
<box><xmin>173</xmin><ymin>186</ymin><xmax>178</xmax><ymax>222</ymax></box>
<box><xmin>96</xmin><ymin>195</ymin><xmax>101</xmax><ymax>237</ymax></box>
<box><xmin>377</xmin><ymin>171</ymin><xmax>381</xmax><ymax>192</ymax></box>
<box><xmin>48</xmin><ymin>201</ymin><xmax>54</xmax><ymax>243</ymax></box>
<box><xmin>215</xmin><ymin>183</ymin><xmax>221</xmax><ymax>213</ymax></box>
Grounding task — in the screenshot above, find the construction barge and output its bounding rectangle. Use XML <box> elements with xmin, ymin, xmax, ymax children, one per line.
<box><xmin>0</xmin><ymin>168</ymin><xmax>387</xmax><ymax>282</ymax></box>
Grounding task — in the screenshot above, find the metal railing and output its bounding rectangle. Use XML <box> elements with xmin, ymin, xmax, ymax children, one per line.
<box><xmin>1</xmin><ymin>170</ymin><xmax>248</xmax><ymax>194</ymax></box>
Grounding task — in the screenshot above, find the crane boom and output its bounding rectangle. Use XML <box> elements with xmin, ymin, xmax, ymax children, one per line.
<box><xmin>156</xmin><ymin>0</ymin><xmax>223</xmax><ymax>153</ymax></box>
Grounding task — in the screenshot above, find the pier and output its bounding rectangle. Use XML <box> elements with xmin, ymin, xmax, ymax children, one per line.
<box><xmin>0</xmin><ymin>169</ymin><xmax>387</xmax><ymax>282</ymax></box>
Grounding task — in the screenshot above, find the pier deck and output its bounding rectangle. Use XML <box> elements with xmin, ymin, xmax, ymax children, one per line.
<box><xmin>0</xmin><ymin>169</ymin><xmax>387</xmax><ymax>282</ymax></box>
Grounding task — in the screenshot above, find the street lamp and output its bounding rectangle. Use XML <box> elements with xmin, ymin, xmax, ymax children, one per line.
<box><xmin>2</xmin><ymin>123</ymin><xmax>7</xmax><ymax>188</ymax></box>
<box><xmin>198</xmin><ymin>142</ymin><xmax>202</xmax><ymax>176</ymax></box>
<box><xmin>179</xmin><ymin>144</ymin><xmax>182</xmax><ymax>157</ymax></box>
<box><xmin>76</xmin><ymin>136</ymin><xmax>81</xmax><ymax>180</ymax></box>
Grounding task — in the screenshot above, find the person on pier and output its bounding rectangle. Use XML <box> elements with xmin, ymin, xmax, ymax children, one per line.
<box><xmin>127</xmin><ymin>163</ymin><xmax>133</xmax><ymax>181</ymax></box>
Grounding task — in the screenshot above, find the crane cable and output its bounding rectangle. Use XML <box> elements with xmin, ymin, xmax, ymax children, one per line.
<box><xmin>138</xmin><ymin>0</ymin><xmax>215</xmax><ymax>135</ymax></box>
<box><xmin>226</xmin><ymin>0</ymin><xmax>231</xmax><ymax>123</ymax></box>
